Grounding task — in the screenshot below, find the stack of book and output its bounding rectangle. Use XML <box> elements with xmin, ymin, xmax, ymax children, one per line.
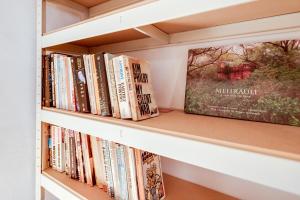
<box><xmin>42</xmin><ymin>53</ymin><xmax>159</xmax><ymax>121</ymax></box>
<box><xmin>45</xmin><ymin>124</ymin><xmax>166</xmax><ymax>200</ymax></box>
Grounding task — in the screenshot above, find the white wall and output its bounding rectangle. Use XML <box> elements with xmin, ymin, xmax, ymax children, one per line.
<box><xmin>0</xmin><ymin>0</ymin><xmax>35</xmax><ymax>200</ymax></box>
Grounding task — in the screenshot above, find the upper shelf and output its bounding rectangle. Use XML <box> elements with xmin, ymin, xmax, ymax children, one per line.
<box><xmin>41</xmin><ymin>107</ymin><xmax>300</xmax><ymax>196</ymax></box>
<box><xmin>71</xmin><ymin>0</ymin><xmax>109</xmax><ymax>8</ymax></box>
<box><xmin>42</xmin><ymin>0</ymin><xmax>300</xmax><ymax>49</ymax></box>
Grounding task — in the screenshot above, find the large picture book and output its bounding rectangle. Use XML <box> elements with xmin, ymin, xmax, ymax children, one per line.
<box><xmin>185</xmin><ymin>39</ymin><xmax>300</xmax><ymax>126</ymax></box>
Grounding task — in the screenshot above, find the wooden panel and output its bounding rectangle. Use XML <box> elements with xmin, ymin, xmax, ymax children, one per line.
<box><xmin>154</xmin><ymin>0</ymin><xmax>300</xmax><ymax>34</ymax></box>
<box><xmin>71</xmin><ymin>28</ymin><xmax>148</xmax><ymax>47</ymax></box>
<box><xmin>42</xmin><ymin>168</ymin><xmax>236</xmax><ymax>200</ymax></box>
<box><xmin>71</xmin><ymin>0</ymin><xmax>108</xmax><ymax>8</ymax></box>
<box><xmin>42</xmin><ymin>107</ymin><xmax>300</xmax><ymax>161</ymax></box>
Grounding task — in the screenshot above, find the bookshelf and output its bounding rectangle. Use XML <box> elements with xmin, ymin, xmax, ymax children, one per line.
<box><xmin>36</xmin><ymin>0</ymin><xmax>300</xmax><ymax>199</ymax></box>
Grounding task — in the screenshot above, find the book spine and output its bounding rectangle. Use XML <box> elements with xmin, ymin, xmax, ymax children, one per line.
<box><xmin>74</xmin><ymin>56</ymin><xmax>90</xmax><ymax>113</ymax></box>
<box><xmin>116</xmin><ymin>144</ymin><xmax>129</xmax><ymax>200</ymax></box>
<box><xmin>134</xmin><ymin>149</ymin><xmax>145</xmax><ymax>200</ymax></box>
<box><xmin>70</xmin><ymin>57</ymin><xmax>80</xmax><ymax>111</ymax></box>
<box><xmin>113</xmin><ymin>56</ymin><xmax>132</xmax><ymax>119</ymax></box>
<box><xmin>102</xmin><ymin>140</ymin><xmax>114</xmax><ymax>198</ymax></box>
<box><xmin>104</xmin><ymin>53</ymin><xmax>121</xmax><ymax>118</ymax></box>
<box><xmin>50</xmin><ymin>126</ymin><xmax>56</xmax><ymax>170</ymax></box>
<box><xmin>125</xmin><ymin>147</ymin><xmax>139</xmax><ymax>200</ymax></box>
<box><xmin>42</xmin><ymin>55</ymin><xmax>45</xmax><ymax>107</ymax></box>
<box><xmin>90</xmin><ymin>136</ymin><xmax>104</xmax><ymax>188</ymax></box>
<box><xmin>110</xmin><ymin>142</ymin><xmax>121</xmax><ymax>200</ymax></box>
<box><xmin>53</xmin><ymin>54</ymin><xmax>60</xmax><ymax>108</ymax></box>
<box><xmin>124</xmin><ymin>57</ymin><xmax>139</xmax><ymax>121</ymax></box>
<box><xmin>69</xmin><ymin>131</ymin><xmax>78</xmax><ymax>179</ymax></box>
<box><xmin>50</xmin><ymin>54</ymin><xmax>56</xmax><ymax>107</ymax></box>
<box><xmin>81</xmin><ymin>133</ymin><xmax>95</xmax><ymax>185</ymax></box>
<box><xmin>91</xmin><ymin>54</ymin><xmax>101</xmax><ymax>115</ymax></box>
<box><xmin>95</xmin><ymin>53</ymin><xmax>112</xmax><ymax>116</ymax></box>
<box><xmin>64</xmin><ymin>129</ymin><xmax>70</xmax><ymax>176</ymax></box>
<box><xmin>74</xmin><ymin>131</ymin><xmax>85</xmax><ymax>183</ymax></box>
<box><xmin>57</xmin><ymin>127</ymin><xmax>65</xmax><ymax>172</ymax></box>
<box><xmin>44</xmin><ymin>55</ymin><xmax>51</xmax><ymax>107</ymax></box>
<box><xmin>84</xmin><ymin>55</ymin><xmax>97</xmax><ymax>114</ymax></box>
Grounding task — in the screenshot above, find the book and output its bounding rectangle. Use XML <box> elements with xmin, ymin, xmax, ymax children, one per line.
<box><xmin>116</xmin><ymin>144</ymin><xmax>129</xmax><ymax>200</ymax></box>
<box><xmin>64</xmin><ymin>129</ymin><xmax>70</xmax><ymax>176</ymax></box>
<box><xmin>124</xmin><ymin>146</ymin><xmax>139</xmax><ymax>200</ymax></box>
<box><xmin>102</xmin><ymin>140</ymin><xmax>115</xmax><ymax>198</ymax></box>
<box><xmin>74</xmin><ymin>131</ymin><xmax>85</xmax><ymax>183</ymax></box>
<box><xmin>104</xmin><ymin>53</ymin><xmax>121</xmax><ymax>118</ymax></box>
<box><xmin>74</xmin><ymin>56</ymin><xmax>90</xmax><ymax>113</ymax></box>
<box><xmin>124</xmin><ymin>56</ymin><xmax>159</xmax><ymax>121</ymax></box>
<box><xmin>113</xmin><ymin>56</ymin><xmax>132</xmax><ymax>119</ymax></box>
<box><xmin>81</xmin><ymin>133</ymin><xmax>95</xmax><ymax>185</ymax></box>
<box><xmin>90</xmin><ymin>136</ymin><xmax>106</xmax><ymax>188</ymax></box>
<box><xmin>185</xmin><ymin>39</ymin><xmax>300</xmax><ymax>126</ymax></box>
<box><xmin>56</xmin><ymin>127</ymin><xmax>65</xmax><ymax>172</ymax></box>
<box><xmin>50</xmin><ymin>126</ymin><xmax>56</xmax><ymax>170</ymax></box>
<box><xmin>43</xmin><ymin>55</ymin><xmax>52</xmax><ymax>107</ymax></box>
<box><xmin>95</xmin><ymin>53</ymin><xmax>112</xmax><ymax>116</ymax></box>
<box><xmin>109</xmin><ymin>142</ymin><xmax>120</xmax><ymax>199</ymax></box>
<box><xmin>70</xmin><ymin>57</ymin><xmax>80</xmax><ymax>111</ymax></box>
<box><xmin>135</xmin><ymin>150</ymin><xmax>165</xmax><ymax>200</ymax></box>
<box><xmin>69</xmin><ymin>131</ymin><xmax>78</xmax><ymax>179</ymax></box>
<box><xmin>91</xmin><ymin>54</ymin><xmax>102</xmax><ymax>115</ymax></box>
<box><xmin>50</xmin><ymin>54</ymin><xmax>56</xmax><ymax>107</ymax></box>
<box><xmin>84</xmin><ymin>55</ymin><xmax>97</xmax><ymax>114</ymax></box>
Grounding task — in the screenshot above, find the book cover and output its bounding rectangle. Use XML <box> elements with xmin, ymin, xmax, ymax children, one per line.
<box><xmin>113</xmin><ymin>56</ymin><xmax>132</xmax><ymax>119</ymax></box>
<box><xmin>104</xmin><ymin>53</ymin><xmax>121</xmax><ymax>118</ymax></box>
<box><xmin>185</xmin><ymin>39</ymin><xmax>300</xmax><ymax>126</ymax></box>
<box><xmin>125</xmin><ymin>56</ymin><xmax>159</xmax><ymax>121</ymax></box>
<box><xmin>124</xmin><ymin>147</ymin><xmax>139</xmax><ymax>200</ymax></box>
<box><xmin>109</xmin><ymin>142</ymin><xmax>121</xmax><ymax>199</ymax></box>
<box><xmin>74</xmin><ymin>56</ymin><xmax>90</xmax><ymax>113</ymax></box>
<box><xmin>95</xmin><ymin>53</ymin><xmax>112</xmax><ymax>116</ymax></box>
<box><xmin>135</xmin><ymin>150</ymin><xmax>165</xmax><ymax>200</ymax></box>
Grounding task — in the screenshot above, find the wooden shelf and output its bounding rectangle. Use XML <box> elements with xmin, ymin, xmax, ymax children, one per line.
<box><xmin>42</xmin><ymin>0</ymin><xmax>300</xmax><ymax>49</ymax></box>
<box><xmin>42</xmin><ymin>168</ymin><xmax>236</xmax><ymax>200</ymax></box>
<box><xmin>71</xmin><ymin>0</ymin><xmax>109</xmax><ymax>8</ymax></box>
<box><xmin>40</xmin><ymin>107</ymin><xmax>300</xmax><ymax>196</ymax></box>
<box><xmin>42</xmin><ymin>107</ymin><xmax>300</xmax><ymax>161</ymax></box>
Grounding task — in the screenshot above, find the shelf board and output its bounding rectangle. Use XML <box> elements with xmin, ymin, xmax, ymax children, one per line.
<box><xmin>41</xmin><ymin>0</ymin><xmax>253</xmax><ymax>48</ymax></box>
<box><xmin>42</xmin><ymin>168</ymin><xmax>236</xmax><ymax>200</ymax></box>
<box><xmin>42</xmin><ymin>107</ymin><xmax>300</xmax><ymax>161</ymax></box>
<box><xmin>71</xmin><ymin>0</ymin><xmax>109</xmax><ymax>8</ymax></box>
<box><xmin>41</xmin><ymin>107</ymin><xmax>300</xmax><ymax>196</ymax></box>
<box><xmin>42</xmin><ymin>0</ymin><xmax>300</xmax><ymax>48</ymax></box>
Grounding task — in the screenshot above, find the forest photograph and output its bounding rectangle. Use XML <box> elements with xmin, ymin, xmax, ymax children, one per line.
<box><xmin>184</xmin><ymin>40</ymin><xmax>300</xmax><ymax>126</ymax></box>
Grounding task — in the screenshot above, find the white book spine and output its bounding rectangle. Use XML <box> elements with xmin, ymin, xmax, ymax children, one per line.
<box><xmin>50</xmin><ymin>126</ymin><xmax>56</xmax><ymax>170</ymax></box>
<box><xmin>84</xmin><ymin>55</ymin><xmax>96</xmax><ymax>114</ymax></box>
<box><xmin>53</xmin><ymin>54</ymin><xmax>60</xmax><ymax>109</ymax></box>
<box><xmin>113</xmin><ymin>56</ymin><xmax>132</xmax><ymax>119</ymax></box>
<box><xmin>127</xmin><ymin>147</ymin><xmax>139</xmax><ymax>200</ymax></box>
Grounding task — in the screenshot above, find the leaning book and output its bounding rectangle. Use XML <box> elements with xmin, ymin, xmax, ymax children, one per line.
<box><xmin>185</xmin><ymin>39</ymin><xmax>300</xmax><ymax>126</ymax></box>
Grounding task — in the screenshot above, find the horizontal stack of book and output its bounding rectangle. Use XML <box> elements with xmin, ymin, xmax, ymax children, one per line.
<box><xmin>42</xmin><ymin>53</ymin><xmax>159</xmax><ymax>121</ymax></box>
<box><xmin>46</xmin><ymin>124</ymin><xmax>166</xmax><ymax>200</ymax></box>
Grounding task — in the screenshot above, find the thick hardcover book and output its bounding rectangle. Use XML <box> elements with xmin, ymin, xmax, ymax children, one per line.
<box><xmin>125</xmin><ymin>56</ymin><xmax>159</xmax><ymax>121</ymax></box>
<box><xmin>95</xmin><ymin>53</ymin><xmax>112</xmax><ymax>116</ymax></box>
<box><xmin>135</xmin><ymin>150</ymin><xmax>165</xmax><ymax>200</ymax></box>
<box><xmin>74</xmin><ymin>56</ymin><xmax>90</xmax><ymax>113</ymax></box>
<box><xmin>74</xmin><ymin>131</ymin><xmax>85</xmax><ymax>183</ymax></box>
<box><xmin>113</xmin><ymin>56</ymin><xmax>132</xmax><ymax>119</ymax></box>
<box><xmin>81</xmin><ymin>133</ymin><xmax>95</xmax><ymax>185</ymax></box>
<box><xmin>185</xmin><ymin>39</ymin><xmax>300</xmax><ymax>126</ymax></box>
<box><xmin>102</xmin><ymin>140</ymin><xmax>115</xmax><ymax>198</ymax></box>
<box><xmin>104</xmin><ymin>53</ymin><xmax>121</xmax><ymax>118</ymax></box>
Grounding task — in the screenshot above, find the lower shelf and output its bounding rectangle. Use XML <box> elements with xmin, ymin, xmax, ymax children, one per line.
<box><xmin>41</xmin><ymin>168</ymin><xmax>236</xmax><ymax>200</ymax></box>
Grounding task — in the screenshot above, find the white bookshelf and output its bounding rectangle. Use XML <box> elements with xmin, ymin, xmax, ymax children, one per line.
<box><xmin>36</xmin><ymin>0</ymin><xmax>300</xmax><ymax>199</ymax></box>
